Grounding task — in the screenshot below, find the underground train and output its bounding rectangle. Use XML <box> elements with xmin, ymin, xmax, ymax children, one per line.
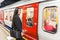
<box><xmin>0</xmin><ymin>0</ymin><xmax>60</xmax><ymax>40</ymax></box>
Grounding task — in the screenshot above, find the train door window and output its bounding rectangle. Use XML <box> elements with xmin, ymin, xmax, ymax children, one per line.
<box><xmin>43</xmin><ymin>6</ymin><xmax>58</xmax><ymax>34</ymax></box>
<box><xmin>26</xmin><ymin>7</ymin><xmax>34</xmax><ymax>27</ymax></box>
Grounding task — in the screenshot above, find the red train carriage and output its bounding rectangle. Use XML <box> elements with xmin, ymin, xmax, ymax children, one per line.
<box><xmin>17</xmin><ymin>3</ymin><xmax>38</xmax><ymax>40</ymax></box>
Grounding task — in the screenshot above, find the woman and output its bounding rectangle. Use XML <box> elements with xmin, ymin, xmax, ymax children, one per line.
<box><xmin>11</xmin><ymin>8</ymin><xmax>23</xmax><ymax>40</ymax></box>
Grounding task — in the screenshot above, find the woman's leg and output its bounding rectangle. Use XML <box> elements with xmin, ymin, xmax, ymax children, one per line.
<box><xmin>16</xmin><ymin>38</ymin><xmax>20</xmax><ymax>40</ymax></box>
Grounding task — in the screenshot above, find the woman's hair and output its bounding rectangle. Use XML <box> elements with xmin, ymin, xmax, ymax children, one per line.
<box><xmin>13</xmin><ymin>7</ymin><xmax>19</xmax><ymax>16</ymax></box>
<box><xmin>12</xmin><ymin>7</ymin><xmax>19</xmax><ymax>28</ymax></box>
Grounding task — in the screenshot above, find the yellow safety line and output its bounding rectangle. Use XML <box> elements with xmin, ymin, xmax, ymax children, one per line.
<box><xmin>23</xmin><ymin>37</ymin><xmax>28</xmax><ymax>40</ymax></box>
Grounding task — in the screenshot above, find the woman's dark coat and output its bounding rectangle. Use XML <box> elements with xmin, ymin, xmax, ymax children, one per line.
<box><xmin>12</xmin><ymin>14</ymin><xmax>22</xmax><ymax>32</ymax></box>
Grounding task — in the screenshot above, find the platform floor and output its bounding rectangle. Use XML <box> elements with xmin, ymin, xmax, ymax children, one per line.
<box><xmin>0</xmin><ymin>26</ymin><xmax>7</xmax><ymax>40</ymax></box>
<box><xmin>0</xmin><ymin>24</ymin><xmax>16</xmax><ymax>40</ymax></box>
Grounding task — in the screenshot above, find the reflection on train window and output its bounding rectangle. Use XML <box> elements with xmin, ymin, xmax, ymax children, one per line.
<box><xmin>26</xmin><ymin>7</ymin><xmax>34</xmax><ymax>27</ymax></box>
<box><xmin>43</xmin><ymin>6</ymin><xmax>58</xmax><ymax>34</ymax></box>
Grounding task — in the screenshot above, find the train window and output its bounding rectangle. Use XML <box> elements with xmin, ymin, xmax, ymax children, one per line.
<box><xmin>26</xmin><ymin>7</ymin><xmax>34</xmax><ymax>27</ymax></box>
<box><xmin>9</xmin><ymin>8</ymin><xmax>15</xmax><ymax>21</ymax></box>
<box><xmin>4</xmin><ymin>9</ymin><xmax>9</xmax><ymax>21</ymax></box>
<box><xmin>42</xmin><ymin>6</ymin><xmax>58</xmax><ymax>34</ymax></box>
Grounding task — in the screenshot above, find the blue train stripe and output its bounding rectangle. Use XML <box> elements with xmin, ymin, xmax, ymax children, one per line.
<box><xmin>5</xmin><ymin>25</ymin><xmax>12</xmax><ymax>30</ymax></box>
<box><xmin>0</xmin><ymin>22</ymin><xmax>11</xmax><ymax>30</ymax></box>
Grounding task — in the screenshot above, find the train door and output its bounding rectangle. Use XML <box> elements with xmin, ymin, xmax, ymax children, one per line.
<box><xmin>18</xmin><ymin>3</ymin><xmax>38</xmax><ymax>40</ymax></box>
<box><xmin>8</xmin><ymin>8</ymin><xmax>15</xmax><ymax>28</ymax></box>
<box><xmin>4</xmin><ymin>8</ymin><xmax>15</xmax><ymax>29</ymax></box>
